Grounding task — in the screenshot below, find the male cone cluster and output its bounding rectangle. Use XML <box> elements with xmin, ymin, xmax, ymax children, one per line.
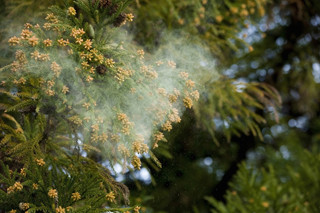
<box><xmin>99</xmin><ymin>0</ymin><xmax>112</xmax><ymax>8</ymax></box>
<box><xmin>92</xmin><ymin>0</ymin><xmax>112</xmax><ymax>8</ymax></box>
<box><xmin>96</xmin><ymin>65</ymin><xmax>107</xmax><ymax>75</ymax></box>
<box><xmin>113</xmin><ymin>13</ymin><xmax>126</xmax><ymax>27</ymax></box>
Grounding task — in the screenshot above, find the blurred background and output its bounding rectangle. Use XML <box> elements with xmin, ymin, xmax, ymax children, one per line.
<box><xmin>1</xmin><ymin>0</ymin><xmax>320</xmax><ymax>212</ymax></box>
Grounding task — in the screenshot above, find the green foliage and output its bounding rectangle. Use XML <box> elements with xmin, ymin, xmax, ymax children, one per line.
<box><xmin>0</xmin><ymin>79</ymin><xmax>130</xmax><ymax>211</ymax></box>
<box><xmin>194</xmin><ymin>78</ymin><xmax>281</xmax><ymax>144</ymax></box>
<box><xmin>0</xmin><ymin>156</ymin><xmax>132</xmax><ymax>212</ymax></box>
<box><xmin>0</xmin><ymin>0</ymin><xmax>141</xmax><ymax>211</ymax></box>
<box><xmin>131</xmin><ymin>0</ymin><xmax>282</xmax><ymax>147</ymax></box>
<box><xmin>1</xmin><ymin>0</ymin><xmax>319</xmax><ymax>213</ymax></box>
<box><xmin>0</xmin><ymin>0</ymin><xmax>201</xmax><ymax>169</ymax></box>
<box><xmin>0</xmin><ymin>0</ymin><xmax>65</xmax><ymax>66</ymax></box>
<box><xmin>206</xmin><ymin>150</ymin><xmax>320</xmax><ymax>213</ymax></box>
<box><xmin>133</xmin><ymin>0</ymin><xmax>267</xmax><ymax>61</ymax></box>
<box><xmin>1</xmin><ymin>159</ymin><xmax>96</xmax><ymax>212</ymax></box>
<box><xmin>125</xmin><ymin>0</ymin><xmax>320</xmax><ymax>212</ymax></box>
<box><xmin>0</xmin><ymin>0</ymin><xmax>201</xmax><ymax>211</ymax></box>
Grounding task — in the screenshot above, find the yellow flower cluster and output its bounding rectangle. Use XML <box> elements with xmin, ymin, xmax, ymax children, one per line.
<box><xmin>28</xmin><ymin>36</ymin><xmax>39</xmax><ymax>46</ymax></box>
<box><xmin>91</xmin><ymin>124</ymin><xmax>100</xmax><ymax>132</ymax></box>
<box><xmin>215</xmin><ymin>15</ymin><xmax>223</xmax><ymax>23</ymax></box>
<box><xmin>81</xmin><ymin>61</ymin><xmax>90</xmax><ymax>69</ymax></box>
<box><xmin>62</xmin><ymin>86</ymin><xmax>69</xmax><ymax>94</ymax></box>
<box><xmin>105</xmin><ymin>131</ymin><xmax>115</xmax><ymax>141</ymax></box>
<box><xmin>168</xmin><ymin>108</ymin><xmax>181</xmax><ymax>123</ymax></box>
<box><xmin>33</xmin><ymin>183</ymin><xmax>39</xmax><ymax>190</ymax></box>
<box><xmin>83</xmin><ymin>39</ymin><xmax>92</xmax><ymax>50</ymax></box>
<box><xmin>7</xmin><ymin>182</ymin><xmax>23</xmax><ymax>194</ymax></box>
<box><xmin>13</xmin><ymin>78</ymin><xmax>26</xmax><ymax>85</ymax></box>
<box><xmin>71</xmin><ymin>192</ymin><xmax>81</xmax><ymax>201</ymax></box>
<box><xmin>137</xmin><ymin>49</ymin><xmax>145</xmax><ymax>59</ymax></box>
<box><xmin>157</xmin><ymin>88</ymin><xmax>167</xmax><ymax>96</ymax></box>
<box><xmin>183</xmin><ymin>97</ymin><xmax>193</xmax><ymax>109</ymax></box>
<box><xmin>10</xmin><ymin>50</ymin><xmax>27</xmax><ymax>72</ymax></box>
<box><xmin>153</xmin><ymin>132</ymin><xmax>165</xmax><ymax>149</ymax></box>
<box><xmin>46</xmin><ymin>13</ymin><xmax>59</xmax><ymax>24</ymax></box>
<box><xmin>86</xmin><ymin>75</ymin><xmax>94</xmax><ymax>82</ymax></box>
<box><xmin>16</xmin><ymin>50</ymin><xmax>27</xmax><ymax>63</ymax></box>
<box><xmin>105</xmin><ymin>58</ymin><xmax>115</xmax><ymax>67</ymax></box>
<box><xmin>46</xmin><ymin>79</ymin><xmax>56</xmax><ymax>96</ymax></box>
<box><xmin>162</xmin><ymin>121</ymin><xmax>172</xmax><ymax>132</ymax></box>
<box><xmin>89</xmin><ymin>127</ymin><xmax>108</xmax><ymax>142</ymax></box>
<box><xmin>24</xmin><ymin>23</ymin><xmax>33</xmax><ymax>29</ymax></box>
<box><xmin>45</xmin><ymin>89</ymin><xmax>55</xmax><ymax>96</ymax></box>
<box><xmin>132</xmin><ymin>141</ymin><xmax>149</xmax><ymax>154</ymax></box>
<box><xmin>115</xmin><ymin>67</ymin><xmax>134</xmax><ymax>83</ymax></box>
<box><xmin>168</xmin><ymin>89</ymin><xmax>180</xmax><ymax>103</ymax></box>
<box><xmin>178</xmin><ymin>19</ymin><xmax>184</xmax><ymax>25</ymax></box>
<box><xmin>57</xmin><ymin>38</ymin><xmax>70</xmax><ymax>46</ymax></box>
<box><xmin>199</xmin><ymin>7</ymin><xmax>206</xmax><ymax>19</ymax></box>
<box><xmin>191</xmin><ymin>90</ymin><xmax>200</xmax><ymax>101</ymax></box>
<box><xmin>31</xmin><ymin>51</ymin><xmax>50</xmax><ymax>61</ymax></box>
<box><xmin>56</xmin><ymin>206</ymin><xmax>65</xmax><ymax>213</ymax></box>
<box><xmin>68</xmin><ymin>7</ymin><xmax>76</xmax><ymax>16</ymax></box>
<box><xmin>8</xmin><ymin>28</ymin><xmax>39</xmax><ymax>47</ymax></box>
<box><xmin>20</xmin><ymin>168</ymin><xmax>26</xmax><ymax>176</ymax></box>
<box><xmin>19</xmin><ymin>203</ymin><xmax>29</xmax><ymax>211</ymax></box>
<box><xmin>89</xmin><ymin>48</ymin><xmax>104</xmax><ymax>63</ymax></box>
<box><xmin>156</xmin><ymin>60</ymin><xmax>163</xmax><ymax>66</ymax></box>
<box><xmin>260</xmin><ymin>186</ymin><xmax>267</xmax><ymax>191</ymax></box>
<box><xmin>90</xmin><ymin>133</ymin><xmax>100</xmax><ymax>142</ymax></box>
<box><xmin>230</xmin><ymin>7</ymin><xmax>239</xmax><ymax>14</ymax></box>
<box><xmin>51</xmin><ymin>61</ymin><xmax>62</xmax><ymax>77</ymax></box>
<box><xmin>117</xmin><ymin>113</ymin><xmax>133</xmax><ymax>135</ymax></box>
<box><xmin>70</xmin><ymin>28</ymin><xmax>85</xmax><ymax>39</ymax></box>
<box><xmin>20</xmin><ymin>29</ymin><xmax>32</xmax><ymax>39</ymax></box>
<box><xmin>131</xmin><ymin>155</ymin><xmax>142</xmax><ymax>170</ymax></box>
<box><xmin>36</xmin><ymin>158</ymin><xmax>46</xmax><ymax>166</ymax></box>
<box><xmin>118</xmin><ymin>144</ymin><xmax>130</xmax><ymax>157</ymax></box>
<box><xmin>48</xmin><ymin>189</ymin><xmax>58</xmax><ymax>198</ymax></box>
<box><xmin>8</xmin><ymin>36</ymin><xmax>20</xmax><ymax>46</ymax></box>
<box><xmin>179</xmin><ymin>72</ymin><xmax>189</xmax><ymax>79</ymax></box>
<box><xmin>134</xmin><ymin>206</ymin><xmax>141</xmax><ymax>213</ymax></box>
<box><xmin>100</xmin><ymin>133</ymin><xmax>108</xmax><ymax>142</ymax></box>
<box><xmin>140</xmin><ymin>65</ymin><xmax>158</xmax><ymax>79</ymax></box>
<box><xmin>167</xmin><ymin>60</ymin><xmax>176</xmax><ymax>68</ymax></box>
<box><xmin>155</xmin><ymin>110</ymin><xmax>167</xmax><ymax>125</ymax></box>
<box><xmin>186</xmin><ymin>79</ymin><xmax>195</xmax><ymax>88</ymax></box>
<box><xmin>106</xmin><ymin>191</ymin><xmax>116</xmax><ymax>202</ymax></box>
<box><xmin>126</xmin><ymin>13</ymin><xmax>134</xmax><ymax>22</ymax></box>
<box><xmin>262</xmin><ymin>201</ymin><xmax>269</xmax><ymax>208</ymax></box>
<box><xmin>43</xmin><ymin>23</ymin><xmax>52</xmax><ymax>30</ymax></box>
<box><xmin>82</xmin><ymin>102</ymin><xmax>90</xmax><ymax>110</ymax></box>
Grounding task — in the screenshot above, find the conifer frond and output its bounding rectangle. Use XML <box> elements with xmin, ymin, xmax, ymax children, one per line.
<box><xmin>5</xmin><ymin>99</ymin><xmax>36</xmax><ymax>112</ymax></box>
<box><xmin>0</xmin><ymin>89</ymin><xmax>20</xmax><ymax>101</ymax></box>
<box><xmin>0</xmin><ymin>134</ymin><xmax>11</xmax><ymax>146</ymax></box>
<box><xmin>148</xmin><ymin>150</ymin><xmax>162</xmax><ymax>169</ymax></box>
<box><xmin>194</xmin><ymin>78</ymin><xmax>281</xmax><ymax>144</ymax></box>
<box><xmin>206</xmin><ymin>150</ymin><xmax>320</xmax><ymax>212</ymax></box>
